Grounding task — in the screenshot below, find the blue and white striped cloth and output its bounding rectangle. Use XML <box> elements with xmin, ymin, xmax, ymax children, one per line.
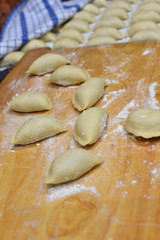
<box><xmin>0</xmin><ymin>0</ymin><xmax>90</xmax><ymax>59</ymax></box>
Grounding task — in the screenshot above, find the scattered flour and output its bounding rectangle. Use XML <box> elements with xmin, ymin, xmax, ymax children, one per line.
<box><xmin>116</xmin><ymin>100</ymin><xmax>135</xmax><ymax>119</ymax></box>
<box><xmin>148</xmin><ymin>82</ymin><xmax>159</xmax><ymax>109</ymax></box>
<box><xmin>46</xmin><ymin>183</ymin><xmax>99</xmax><ymax>202</ymax></box>
<box><xmin>142</xmin><ymin>49</ymin><xmax>152</xmax><ymax>56</ymax></box>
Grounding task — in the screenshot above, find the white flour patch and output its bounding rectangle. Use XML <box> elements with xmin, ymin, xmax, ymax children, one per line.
<box><xmin>131</xmin><ymin>180</ymin><xmax>137</xmax><ymax>184</ymax></box>
<box><xmin>46</xmin><ymin>183</ymin><xmax>99</xmax><ymax>202</ymax></box>
<box><xmin>142</xmin><ymin>49</ymin><xmax>152</xmax><ymax>56</ymax></box>
<box><xmin>101</xmin><ymin>89</ymin><xmax>126</xmax><ymax>108</ymax></box>
<box><xmin>148</xmin><ymin>82</ymin><xmax>159</xmax><ymax>109</ymax></box>
<box><xmin>116</xmin><ymin>100</ymin><xmax>135</xmax><ymax>119</ymax></box>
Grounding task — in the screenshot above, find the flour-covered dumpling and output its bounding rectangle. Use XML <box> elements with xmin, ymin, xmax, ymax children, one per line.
<box><xmin>40</xmin><ymin>32</ymin><xmax>56</xmax><ymax>42</ymax></box>
<box><xmin>72</xmin><ymin>78</ymin><xmax>106</xmax><ymax>111</ymax></box>
<box><xmin>125</xmin><ymin>21</ymin><xmax>160</xmax><ymax>37</ymax></box>
<box><xmin>130</xmin><ymin>30</ymin><xmax>160</xmax><ymax>41</ymax></box>
<box><xmin>11</xmin><ymin>115</ymin><xmax>67</xmax><ymax>145</ymax></box>
<box><xmin>102</xmin><ymin>8</ymin><xmax>129</xmax><ymax>20</ymax></box>
<box><xmin>73</xmin><ymin>11</ymin><xmax>96</xmax><ymax>23</ymax></box>
<box><xmin>94</xmin><ymin>16</ymin><xmax>125</xmax><ymax>30</ymax></box>
<box><xmin>107</xmin><ymin>1</ymin><xmax>132</xmax><ymax>11</ymax></box>
<box><xmin>61</xmin><ymin>20</ymin><xmax>91</xmax><ymax>33</ymax></box>
<box><xmin>45</xmin><ymin>148</ymin><xmax>103</xmax><ymax>185</ymax></box>
<box><xmin>0</xmin><ymin>51</ymin><xmax>25</xmax><ymax>67</ymax></box>
<box><xmin>53</xmin><ymin>39</ymin><xmax>79</xmax><ymax>49</ymax></box>
<box><xmin>49</xmin><ymin>65</ymin><xmax>90</xmax><ymax>86</ymax></box>
<box><xmin>83</xmin><ymin>3</ymin><xmax>100</xmax><ymax>15</ymax></box>
<box><xmin>87</xmin><ymin>36</ymin><xmax>116</xmax><ymax>46</ymax></box>
<box><xmin>56</xmin><ymin>29</ymin><xmax>84</xmax><ymax>43</ymax></box>
<box><xmin>73</xmin><ymin>107</ymin><xmax>107</xmax><ymax>146</ymax></box>
<box><xmin>90</xmin><ymin>27</ymin><xmax>122</xmax><ymax>40</ymax></box>
<box><xmin>8</xmin><ymin>92</ymin><xmax>52</xmax><ymax>112</ymax></box>
<box><xmin>124</xmin><ymin>109</ymin><xmax>160</xmax><ymax>138</ymax></box>
<box><xmin>131</xmin><ymin>11</ymin><xmax>160</xmax><ymax>24</ymax></box>
<box><xmin>21</xmin><ymin>39</ymin><xmax>46</xmax><ymax>52</ymax></box>
<box><xmin>26</xmin><ymin>53</ymin><xmax>70</xmax><ymax>75</ymax></box>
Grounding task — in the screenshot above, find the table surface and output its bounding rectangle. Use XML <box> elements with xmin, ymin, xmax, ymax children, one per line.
<box><xmin>0</xmin><ymin>41</ymin><xmax>160</xmax><ymax>240</ymax></box>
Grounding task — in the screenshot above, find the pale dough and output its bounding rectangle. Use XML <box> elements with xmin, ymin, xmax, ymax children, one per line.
<box><xmin>73</xmin><ymin>107</ymin><xmax>107</xmax><ymax>146</ymax></box>
<box><xmin>49</xmin><ymin>65</ymin><xmax>91</xmax><ymax>86</ymax></box>
<box><xmin>45</xmin><ymin>148</ymin><xmax>103</xmax><ymax>184</ymax></box>
<box><xmin>56</xmin><ymin>29</ymin><xmax>84</xmax><ymax>43</ymax></box>
<box><xmin>21</xmin><ymin>39</ymin><xmax>46</xmax><ymax>52</ymax></box>
<box><xmin>124</xmin><ymin>109</ymin><xmax>160</xmax><ymax>138</ymax></box>
<box><xmin>26</xmin><ymin>53</ymin><xmax>70</xmax><ymax>75</ymax></box>
<box><xmin>0</xmin><ymin>51</ymin><xmax>25</xmax><ymax>67</ymax></box>
<box><xmin>83</xmin><ymin>3</ymin><xmax>100</xmax><ymax>15</ymax></box>
<box><xmin>8</xmin><ymin>92</ymin><xmax>52</xmax><ymax>112</ymax></box>
<box><xmin>11</xmin><ymin>115</ymin><xmax>67</xmax><ymax>145</ymax></box>
<box><xmin>72</xmin><ymin>77</ymin><xmax>106</xmax><ymax>111</ymax></box>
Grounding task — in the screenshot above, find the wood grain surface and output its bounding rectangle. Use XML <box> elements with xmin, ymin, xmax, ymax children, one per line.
<box><xmin>0</xmin><ymin>41</ymin><xmax>160</xmax><ymax>240</ymax></box>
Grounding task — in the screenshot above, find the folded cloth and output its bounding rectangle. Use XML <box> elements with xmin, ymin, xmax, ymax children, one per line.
<box><xmin>0</xmin><ymin>0</ymin><xmax>90</xmax><ymax>59</ymax></box>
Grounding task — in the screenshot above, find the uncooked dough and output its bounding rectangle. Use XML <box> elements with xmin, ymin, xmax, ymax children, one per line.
<box><xmin>73</xmin><ymin>107</ymin><xmax>107</xmax><ymax>146</ymax></box>
<box><xmin>0</xmin><ymin>51</ymin><xmax>25</xmax><ymax>67</ymax></box>
<box><xmin>26</xmin><ymin>53</ymin><xmax>70</xmax><ymax>75</ymax></box>
<box><xmin>131</xmin><ymin>10</ymin><xmax>160</xmax><ymax>24</ymax></box>
<box><xmin>8</xmin><ymin>92</ymin><xmax>52</xmax><ymax>112</ymax></box>
<box><xmin>49</xmin><ymin>65</ymin><xmax>90</xmax><ymax>86</ymax></box>
<box><xmin>72</xmin><ymin>77</ymin><xmax>106</xmax><ymax>111</ymax></box>
<box><xmin>87</xmin><ymin>36</ymin><xmax>116</xmax><ymax>46</ymax></box>
<box><xmin>53</xmin><ymin>39</ymin><xmax>79</xmax><ymax>49</ymax></box>
<box><xmin>94</xmin><ymin>16</ymin><xmax>125</xmax><ymax>30</ymax></box>
<box><xmin>124</xmin><ymin>109</ymin><xmax>160</xmax><ymax>138</ymax></box>
<box><xmin>56</xmin><ymin>29</ymin><xmax>84</xmax><ymax>43</ymax></box>
<box><xmin>73</xmin><ymin>11</ymin><xmax>96</xmax><ymax>23</ymax></box>
<box><xmin>61</xmin><ymin>19</ymin><xmax>91</xmax><ymax>33</ymax></box>
<box><xmin>11</xmin><ymin>115</ymin><xmax>67</xmax><ymax>145</ymax></box>
<box><xmin>90</xmin><ymin>27</ymin><xmax>122</xmax><ymax>40</ymax></box>
<box><xmin>125</xmin><ymin>21</ymin><xmax>160</xmax><ymax>37</ymax></box>
<box><xmin>130</xmin><ymin>30</ymin><xmax>160</xmax><ymax>41</ymax></box>
<box><xmin>102</xmin><ymin>8</ymin><xmax>129</xmax><ymax>20</ymax></box>
<box><xmin>45</xmin><ymin>148</ymin><xmax>103</xmax><ymax>185</ymax></box>
<box><xmin>21</xmin><ymin>39</ymin><xmax>46</xmax><ymax>52</ymax></box>
<box><xmin>40</xmin><ymin>32</ymin><xmax>56</xmax><ymax>42</ymax></box>
<box><xmin>83</xmin><ymin>3</ymin><xmax>100</xmax><ymax>15</ymax></box>
<box><xmin>93</xmin><ymin>0</ymin><xmax>108</xmax><ymax>7</ymax></box>
<box><xmin>107</xmin><ymin>1</ymin><xmax>132</xmax><ymax>11</ymax></box>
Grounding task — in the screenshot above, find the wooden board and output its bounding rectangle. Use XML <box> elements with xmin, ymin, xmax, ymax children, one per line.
<box><xmin>0</xmin><ymin>41</ymin><xmax>160</xmax><ymax>240</ymax></box>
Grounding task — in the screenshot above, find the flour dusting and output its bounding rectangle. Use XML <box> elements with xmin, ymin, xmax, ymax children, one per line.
<box><xmin>142</xmin><ymin>49</ymin><xmax>152</xmax><ymax>56</ymax></box>
<box><xmin>46</xmin><ymin>183</ymin><xmax>99</xmax><ymax>202</ymax></box>
<box><xmin>116</xmin><ymin>100</ymin><xmax>135</xmax><ymax>119</ymax></box>
<box><xmin>148</xmin><ymin>82</ymin><xmax>159</xmax><ymax>109</ymax></box>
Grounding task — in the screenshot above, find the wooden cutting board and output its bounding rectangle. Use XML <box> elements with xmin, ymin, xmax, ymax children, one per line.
<box><xmin>0</xmin><ymin>41</ymin><xmax>160</xmax><ymax>240</ymax></box>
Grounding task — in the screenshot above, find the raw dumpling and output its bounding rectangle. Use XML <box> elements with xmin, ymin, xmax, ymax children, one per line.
<box><xmin>137</xmin><ymin>3</ymin><xmax>160</xmax><ymax>13</ymax></box>
<box><xmin>73</xmin><ymin>11</ymin><xmax>96</xmax><ymax>23</ymax></box>
<box><xmin>125</xmin><ymin>21</ymin><xmax>160</xmax><ymax>37</ymax></box>
<box><xmin>49</xmin><ymin>65</ymin><xmax>91</xmax><ymax>86</ymax></box>
<box><xmin>83</xmin><ymin>3</ymin><xmax>100</xmax><ymax>15</ymax></box>
<box><xmin>61</xmin><ymin>19</ymin><xmax>91</xmax><ymax>33</ymax></box>
<box><xmin>94</xmin><ymin>16</ymin><xmax>125</xmax><ymax>30</ymax></box>
<box><xmin>113</xmin><ymin>0</ymin><xmax>137</xmax><ymax>3</ymax></box>
<box><xmin>87</xmin><ymin>36</ymin><xmax>116</xmax><ymax>46</ymax></box>
<box><xmin>56</xmin><ymin>29</ymin><xmax>84</xmax><ymax>43</ymax></box>
<box><xmin>107</xmin><ymin>1</ymin><xmax>132</xmax><ymax>11</ymax></box>
<box><xmin>53</xmin><ymin>39</ymin><xmax>79</xmax><ymax>49</ymax></box>
<box><xmin>0</xmin><ymin>51</ymin><xmax>25</xmax><ymax>67</ymax></box>
<box><xmin>40</xmin><ymin>32</ymin><xmax>56</xmax><ymax>42</ymax></box>
<box><xmin>26</xmin><ymin>53</ymin><xmax>70</xmax><ymax>75</ymax></box>
<box><xmin>131</xmin><ymin>11</ymin><xmax>160</xmax><ymax>23</ymax></box>
<box><xmin>21</xmin><ymin>39</ymin><xmax>46</xmax><ymax>52</ymax></box>
<box><xmin>8</xmin><ymin>92</ymin><xmax>52</xmax><ymax>112</ymax></box>
<box><xmin>102</xmin><ymin>8</ymin><xmax>129</xmax><ymax>20</ymax></box>
<box><xmin>72</xmin><ymin>78</ymin><xmax>106</xmax><ymax>111</ymax></box>
<box><xmin>11</xmin><ymin>115</ymin><xmax>67</xmax><ymax>145</ymax></box>
<box><xmin>90</xmin><ymin>27</ymin><xmax>122</xmax><ymax>40</ymax></box>
<box><xmin>45</xmin><ymin>148</ymin><xmax>103</xmax><ymax>185</ymax></box>
<box><xmin>124</xmin><ymin>109</ymin><xmax>160</xmax><ymax>138</ymax></box>
<box><xmin>73</xmin><ymin>107</ymin><xmax>107</xmax><ymax>146</ymax></box>
<box><xmin>93</xmin><ymin>0</ymin><xmax>108</xmax><ymax>7</ymax></box>
<box><xmin>142</xmin><ymin>0</ymin><xmax>160</xmax><ymax>2</ymax></box>
<box><xmin>130</xmin><ymin>30</ymin><xmax>160</xmax><ymax>41</ymax></box>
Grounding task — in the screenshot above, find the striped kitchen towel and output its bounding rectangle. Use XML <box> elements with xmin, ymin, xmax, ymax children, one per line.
<box><xmin>0</xmin><ymin>0</ymin><xmax>90</xmax><ymax>59</ymax></box>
